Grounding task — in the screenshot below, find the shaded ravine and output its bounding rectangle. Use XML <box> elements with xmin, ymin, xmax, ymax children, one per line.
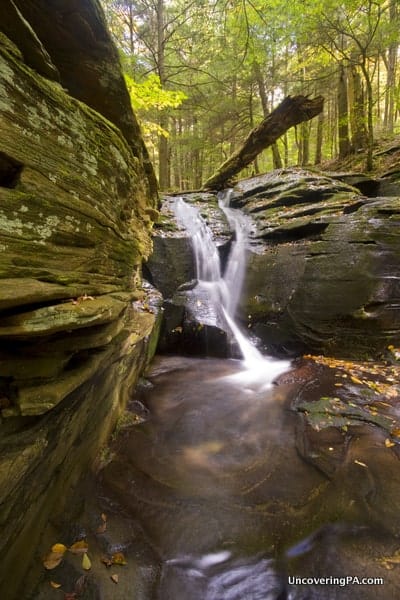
<box><xmin>31</xmin><ymin>195</ymin><xmax>400</xmax><ymax>600</ymax></box>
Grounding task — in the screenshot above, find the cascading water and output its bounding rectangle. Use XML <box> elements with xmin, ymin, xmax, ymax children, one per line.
<box><xmin>173</xmin><ymin>191</ymin><xmax>290</xmax><ymax>388</ymax></box>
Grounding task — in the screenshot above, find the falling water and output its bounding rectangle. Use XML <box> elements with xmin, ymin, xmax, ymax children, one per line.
<box><xmin>173</xmin><ymin>192</ymin><xmax>290</xmax><ymax>387</ymax></box>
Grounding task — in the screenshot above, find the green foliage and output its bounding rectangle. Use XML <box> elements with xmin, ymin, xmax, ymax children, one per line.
<box><xmin>124</xmin><ymin>73</ymin><xmax>186</xmax><ymax>138</ymax></box>
<box><xmin>101</xmin><ymin>0</ymin><xmax>400</xmax><ymax>188</ymax></box>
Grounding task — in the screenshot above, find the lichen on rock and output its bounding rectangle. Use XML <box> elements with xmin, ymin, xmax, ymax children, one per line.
<box><xmin>0</xmin><ymin>2</ymin><xmax>161</xmax><ymax>597</ymax></box>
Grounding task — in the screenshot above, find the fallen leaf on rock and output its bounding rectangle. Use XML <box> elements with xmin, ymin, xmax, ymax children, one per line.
<box><xmin>378</xmin><ymin>549</ymin><xmax>400</xmax><ymax>569</ymax></box>
<box><xmin>51</xmin><ymin>543</ymin><xmax>67</xmax><ymax>555</ymax></box>
<box><xmin>50</xmin><ymin>581</ymin><xmax>62</xmax><ymax>589</ymax></box>
<box><xmin>101</xmin><ymin>513</ymin><xmax>107</xmax><ymax>522</ymax></box>
<box><xmin>111</xmin><ymin>574</ymin><xmax>119</xmax><ymax>584</ymax></box>
<box><xmin>354</xmin><ymin>459</ymin><xmax>367</xmax><ymax>468</ymax></box>
<box><xmin>385</xmin><ymin>438</ymin><xmax>396</xmax><ymax>448</ymax></box>
<box><xmin>69</xmin><ymin>540</ymin><xmax>89</xmax><ymax>554</ymax></box>
<box><xmin>112</xmin><ymin>552</ymin><xmax>127</xmax><ymax>565</ymax></box>
<box><xmin>82</xmin><ymin>553</ymin><xmax>91</xmax><ymax>571</ymax></box>
<box><xmin>43</xmin><ymin>551</ymin><xmax>64</xmax><ymax>570</ymax></box>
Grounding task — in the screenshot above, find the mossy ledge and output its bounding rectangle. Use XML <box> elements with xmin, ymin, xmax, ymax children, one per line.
<box><xmin>0</xmin><ymin>2</ymin><xmax>161</xmax><ymax>597</ymax></box>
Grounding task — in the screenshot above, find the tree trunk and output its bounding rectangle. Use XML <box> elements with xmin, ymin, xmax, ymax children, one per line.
<box><xmin>360</xmin><ymin>60</ymin><xmax>374</xmax><ymax>171</ymax></box>
<box><xmin>384</xmin><ymin>0</ymin><xmax>398</xmax><ymax>133</ymax></box>
<box><xmin>156</xmin><ymin>0</ymin><xmax>169</xmax><ymax>189</ymax></box>
<box><xmin>337</xmin><ymin>62</ymin><xmax>351</xmax><ymax>157</ymax></box>
<box><xmin>349</xmin><ymin>65</ymin><xmax>367</xmax><ymax>151</ymax></box>
<box><xmin>314</xmin><ymin>110</ymin><xmax>324</xmax><ymax>165</ymax></box>
<box><xmin>202</xmin><ymin>94</ymin><xmax>324</xmax><ymax>190</ymax></box>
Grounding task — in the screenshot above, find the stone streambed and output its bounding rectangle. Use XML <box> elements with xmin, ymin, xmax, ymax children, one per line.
<box><xmin>32</xmin><ymin>353</ymin><xmax>400</xmax><ymax>599</ymax></box>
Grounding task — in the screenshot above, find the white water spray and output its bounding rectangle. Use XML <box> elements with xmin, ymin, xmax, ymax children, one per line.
<box><xmin>173</xmin><ymin>192</ymin><xmax>290</xmax><ymax>388</ymax></box>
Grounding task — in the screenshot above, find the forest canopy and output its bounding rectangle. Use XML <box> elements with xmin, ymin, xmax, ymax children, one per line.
<box><xmin>101</xmin><ymin>0</ymin><xmax>400</xmax><ymax>190</ymax></box>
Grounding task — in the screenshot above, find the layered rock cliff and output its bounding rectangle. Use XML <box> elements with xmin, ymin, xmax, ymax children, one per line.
<box><xmin>147</xmin><ymin>170</ymin><xmax>400</xmax><ymax>358</ymax></box>
<box><xmin>0</xmin><ymin>1</ymin><xmax>160</xmax><ymax>597</ymax></box>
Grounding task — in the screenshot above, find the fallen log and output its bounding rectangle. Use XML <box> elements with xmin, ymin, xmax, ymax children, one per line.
<box><xmin>202</xmin><ymin>94</ymin><xmax>324</xmax><ymax>190</ymax></box>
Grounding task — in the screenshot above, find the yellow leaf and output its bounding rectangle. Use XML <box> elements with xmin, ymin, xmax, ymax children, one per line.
<box><xmin>111</xmin><ymin>574</ymin><xmax>119</xmax><ymax>584</ymax></box>
<box><xmin>385</xmin><ymin>438</ymin><xmax>396</xmax><ymax>448</ymax></box>
<box><xmin>69</xmin><ymin>540</ymin><xmax>89</xmax><ymax>554</ymax></box>
<box><xmin>43</xmin><ymin>551</ymin><xmax>64</xmax><ymax>570</ymax></box>
<box><xmin>354</xmin><ymin>459</ymin><xmax>368</xmax><ymax>468</ymax></box>
<box><xmin>101</xmin><ymin>513</ymin><xmax>107</xmax><ymax>522</ymax></box>
<box><xmin>112</xmin><ymin>552</ymin><xmax>127</xmax><ymax>566</ymax></box>
<box><xmin>82</xmin><ymin>553</ymin><xmax>92</xmax><ymax>571</ymax></box>
<box><xmin>50</xmin><ymin>581</ymin><xmax>62</xmax><ymax>589</ymax></box>
<box><xmin>51</xmin><ymin>543</ymin><xmax>67</xmax><ymax>555</ymax></box>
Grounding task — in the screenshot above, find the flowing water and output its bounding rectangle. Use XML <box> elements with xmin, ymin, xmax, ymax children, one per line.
<box><xmin>34</xmin><ymin>196</ymin><xmax>400</xmax><ymax>599</ymax></box>
<box><xmin>95</xmin><ymin>197</ymin><xmax>399</xmax><ymax>599</ymax></box>
<box><xmin>173</xmin><ymin>192</ymin><xmax>290</xmax><ymax>386</ymax></box>
<box><xmin>98</xmin><ymin>356</ymin><xmax>399</xmax><ymax>600</ymax></box>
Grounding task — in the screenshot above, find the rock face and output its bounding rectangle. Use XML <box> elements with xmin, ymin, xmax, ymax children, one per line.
<box><xmin>148</xmin><ymin>170</ymin><xmax>400</xmax><ymax>358</ymax></box>
<box><xmin>0</xmin><ymin>2</ymin><xmax>160</xmax><ymax>597</ymax></box>
<box><xmin>145</xmin><ymin>194</ymin><xmax>233</xmax><ymax>356</ymax></box>
<box><xmin>234</xmin><ymin>170</ymin><xmax>400</xmax><ymax>357</ymax></box>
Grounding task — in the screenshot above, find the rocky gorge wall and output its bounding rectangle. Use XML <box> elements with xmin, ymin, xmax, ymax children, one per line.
<box><xmin>147</xmin><ymin>170</ymin><xmax>400</xmax><ymax>359</ymax></box>
<box><xmin>0</xmin><ymin>1</ymin><xmax>160</xmax><ymax>597</ymax></box>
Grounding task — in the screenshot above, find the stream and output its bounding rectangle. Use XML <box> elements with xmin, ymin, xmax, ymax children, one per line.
<box><xmin>34</xmin><ymin>195</ymin><xmax>400</xmax><ymax>599</ymax></box>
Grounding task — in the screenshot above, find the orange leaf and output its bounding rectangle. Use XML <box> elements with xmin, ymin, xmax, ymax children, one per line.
<box><xmin>112</xmin><ymin>552</ymin><xmax>127</xmax><ymax>566</ymax></box>
<box><xmin>51</xmin><ymin>543</ymin><xmax>67</xmax><ymax>555</ymax></box>
<box><xmin>69</xmin><ymin>540</ymin><xmax>89</xmax><ymax>554</ymax></box>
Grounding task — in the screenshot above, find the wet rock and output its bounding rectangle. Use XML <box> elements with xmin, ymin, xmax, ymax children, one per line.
<box><xmin>158</xmin><ymin>286</ymin><xmax>231</xmax><ymax>357</ymax></box>
<box><xmin>145</xmin><ymin>235</ymin><xmax>195</xmax><ymax>299</ymax></box>
<box><xmin>145</xmin><ymin>194</ymin><xmax>231</xmax><ymax>302</ymax></box>
<box><xmin>234</xmin><ymin>169</ymin><xmax>400</xmax><ymax>357</ymax></box>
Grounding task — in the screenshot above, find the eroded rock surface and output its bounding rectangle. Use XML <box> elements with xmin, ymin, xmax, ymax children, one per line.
<box><xmin>0</xmin><ymin>2</ymin><xmax>160</xmax><ymax>597</ymax></box>
<box><xmin>146</xmin><ymin>194</ymin><xmax>233</xmax><ymax>356</ymax></box>
<box><xmin>148</xmin><ymin>169</ymin><xmax>400</xmax><ymax>358</ymax></box>
<box><xmin>234</xmin><ymin>170</ymin><xmax>400</xmax><ymax>357</ymax></box>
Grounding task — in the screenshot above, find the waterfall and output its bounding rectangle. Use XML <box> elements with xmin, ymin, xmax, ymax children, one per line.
<box><xmin>173</xmin><ymin>192</ymin><xmax>290</xmax><ymax>388</ymax></box>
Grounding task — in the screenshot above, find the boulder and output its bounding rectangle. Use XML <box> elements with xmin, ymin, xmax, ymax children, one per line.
<box><xmin>226</xmin><ymin>169</ymin><xmax>400</xmax><ymax>357</ymax></box>
<box><xmin>158</xmin><ymin>285</ymin><xmax>231</xmax><ymax>357</ymax></box>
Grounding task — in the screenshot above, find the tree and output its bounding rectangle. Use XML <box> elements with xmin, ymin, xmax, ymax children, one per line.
<box><xmin>203</xmin><ymin>95</ymin><xmax>324</xmax><ymax>189</ymax></box>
